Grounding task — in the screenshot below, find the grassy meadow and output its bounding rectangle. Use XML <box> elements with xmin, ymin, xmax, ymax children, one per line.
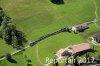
<box><xmin>0</xmin><ymin>0</ymin><xmax>100</xmax><ymax>66</ymax></box>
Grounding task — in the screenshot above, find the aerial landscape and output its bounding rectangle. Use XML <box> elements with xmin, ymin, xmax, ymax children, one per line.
<box><xmin>0</xmin><ymin>0</ymin><xmax>100</xmax><ymax>66</ymax></box>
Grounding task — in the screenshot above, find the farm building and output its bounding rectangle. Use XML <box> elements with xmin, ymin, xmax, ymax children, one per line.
<box><xmin>71</xmin><ymin>23</ymin><xmax>88</xmax><ymax>33</ymax></box>
<box><xmin>67</xmin><ymin>43</ymin><xmax>90</xmax><ymax>55</ymax></box>
<box><xmin>90</xmin><ymin>34</ymin><xmax>100</xmax><ymax>43</ymax></box>
<box><xmin>57</xmin><ymin>48</ymin><xmax>68</xmax><ymax>56</ymax></box>
<box><xmin>56</xmin><ymin>43</ymin><xmax>90</xmax><ymax>57</ymax></box>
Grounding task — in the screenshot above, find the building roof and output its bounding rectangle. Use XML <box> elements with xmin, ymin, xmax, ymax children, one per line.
<box><xmin>74</xmin><ymin>23</ymin><xmax>88</xmax><ymax>30</ymax></box>
<box><xmin>57</xmin><ymin>48</ymin><xmax>68</xmax><ymax>54</ymax></box>
<box><xmin>94</xmin><ymin>34</ymin><xmax>100</xmax><ymax>38</ymax></box>
<box><xmin>69</xmin><ymin>43</ymin><xmax>90</xmax><ymax>54</ymax></box>
<box><xmin>57</xmin><ymin>43</ymin><xmax>90</xmax><ymax>56</ymax></box>
<box><xmin>93</xmin><ymin>34</ymin><xmax>100</xmax><ymax>43</ymax></box>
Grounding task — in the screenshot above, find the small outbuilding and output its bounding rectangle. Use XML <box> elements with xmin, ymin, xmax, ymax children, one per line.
<box><xmin>90</xmin><ymin>33</ymin><xmax>100</xmax><ymax>44</ymax></box>
<box><xmin>71</xmin><ymin>23</ymin><xmax>88</xmax><ymax>33</ymax></box>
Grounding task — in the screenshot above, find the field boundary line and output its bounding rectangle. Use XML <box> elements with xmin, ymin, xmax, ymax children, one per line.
<box><xmin>35</xmin><ymin>45</ymin><xmax>45</xmax><ymax>66</ymax></box>
<box><xmin>93</xmin><ymin>0</ymin><xmax>100</xmax><ymax>28</ymax></box>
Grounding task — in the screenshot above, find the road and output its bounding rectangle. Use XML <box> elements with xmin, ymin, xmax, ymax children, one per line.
<box><xmin>0</xmin><ymin>18</ymin><xmax>100</xmax><ymax>61</ymax></box>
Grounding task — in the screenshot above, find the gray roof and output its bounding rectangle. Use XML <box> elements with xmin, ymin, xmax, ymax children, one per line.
<box><xmin>74</xmin><ymin>24</ymin><xmax>88</xmax><ymax>30</ymax></box>
<box><xmin>93</xmin><ymin>34</ymin><xmax>100</xmax><ymax>43</ymax></box>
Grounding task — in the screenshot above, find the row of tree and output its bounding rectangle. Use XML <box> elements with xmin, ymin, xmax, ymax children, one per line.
<box><xmin>0</xmin><ymin>7</ymin><xmax>27</xmax><ymax>49</ymax></box>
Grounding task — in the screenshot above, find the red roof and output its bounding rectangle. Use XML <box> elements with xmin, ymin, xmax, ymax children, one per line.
<box><xmin>69</xmin><ymin>43</ymin><xmax>90</xmax><ymax>54</ymax></box>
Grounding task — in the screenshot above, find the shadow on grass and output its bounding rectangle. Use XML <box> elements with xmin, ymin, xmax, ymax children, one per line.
<box><xmin>79</xmin><ymin>27</ymin><xmax>89</xmax><ymax>33</ymax></box>
<box><xmin>27</xmin><ymin>64</ymin><xmax>32</xmax><ymax>66</ymax></box>
<box><xmin>75</xmin><ymin>49</ymin><xmax>97</xmax><ymax>56</ymax></box>
<box><xmin>27</xmin><ymin>59</ymin><xmax>32</xmax><ymax>66</ymax></box>
<box><xmin>7</xmin><ymin>58</ymin><xmax>17</xmax><ymax>64</ymax></box>
<box><xmin>50</xmin><ymin>0</ymin><xmax>64</xmax><ymax>4</ymax></box>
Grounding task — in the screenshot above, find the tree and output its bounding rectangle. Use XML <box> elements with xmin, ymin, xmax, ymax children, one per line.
<box><xmin>0</xmin><ymin>7</ymin><xmax>5</xmax><ymax>25</ymax></box>
<box><xmin>1</xmin><ymin>19</ymin><xmax>16</xmax><ymax>44</ymax></box>
<box><xmin>0</xmin><ymin>7</ymin><xmax>27</xmax><ymax>48</ymax></box>
<box><xmin>11</xmin><ymin>32</ymin><xmax>18</xmax><ymax>48</ymax></box>
<box><xmin>5</xmin><ymin>53</ymin><xmax>12</xmax><ymax>60</ymax></box>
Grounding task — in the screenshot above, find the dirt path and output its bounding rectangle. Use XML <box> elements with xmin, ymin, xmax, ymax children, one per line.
<box><xmin>35</xmin><ymin>45</ymin><xmax>45</xmax><ymax>66</ymax></box>
<box><xmin>93</xmin><ymin>0</ymin><xmax>100</xmax><ymax>28</ymax></box>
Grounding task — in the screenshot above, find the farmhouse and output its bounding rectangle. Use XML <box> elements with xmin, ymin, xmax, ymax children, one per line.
<box><xmin>90</xmin><ymin>34</ymin><xmax>100</xmax><ymax>43</ymax></box>
<box><xmin>71</xmin><ymin>23</ymin><xmax>88</xmax><ymax>33</ymax></box>
<box><xmin>56</xmin><ymin>43</ymin><xmax>90</xmax><ymax>57</ymax></box>
<box><xmin>68</xmin><ymin>43</ymin><xmax>90</xmax><ymax>55</ymax></box>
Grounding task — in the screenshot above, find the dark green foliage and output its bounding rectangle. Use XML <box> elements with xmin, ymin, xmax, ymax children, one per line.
<box><xmin>5</xmin><ymin>53</ymin><xmax>17</xmax><ymax>64</ymax></box>
<box><xmin>0</xmin><ymin>7</ymin><xmax>5</xmax><ymax>26</ymax></box>
<box><xmin>12</xmin><ymin>30</ymin><xmax>27</xmax><ymax>48</ymax></box>
<box><xmin>5</xmin><ymin>53</ymin><xmax>12</xmax><ymax>59</ymax></box>
<box><xmin>0</xmin><ymin>7</ymin><xmax>27</xmax><ymax>48</ymax></box>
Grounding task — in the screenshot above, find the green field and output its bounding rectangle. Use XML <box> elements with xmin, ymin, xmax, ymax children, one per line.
<box><xmin>0</xmin><ymin>0</ymin><xmax>100</xmax><ymax>66</ymax></box>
